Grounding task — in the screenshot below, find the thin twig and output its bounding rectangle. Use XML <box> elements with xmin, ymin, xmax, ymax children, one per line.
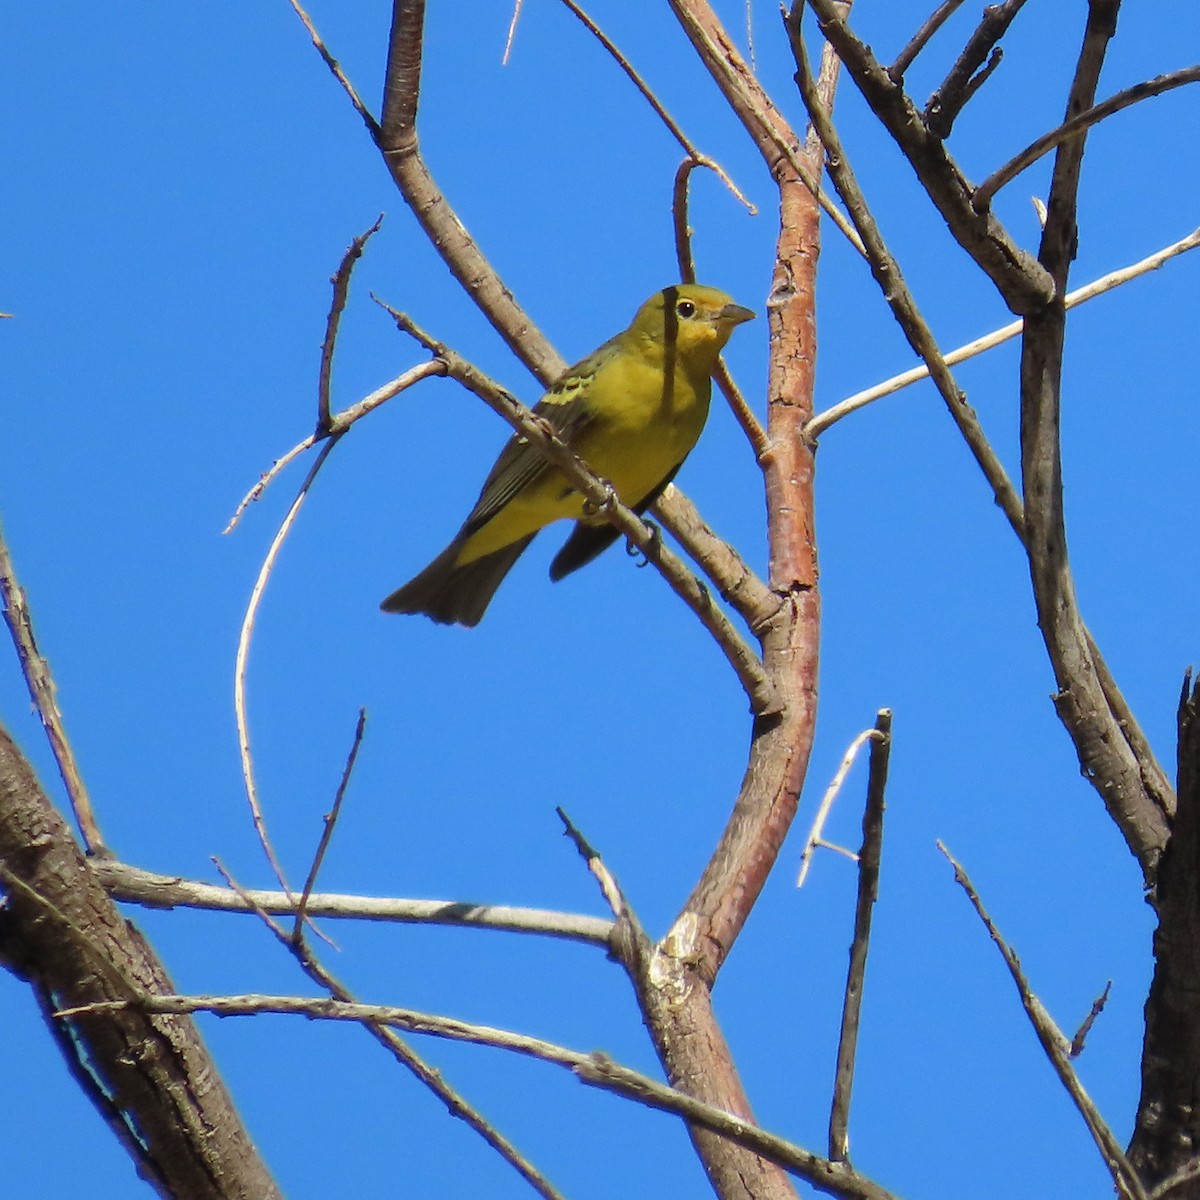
<box><xmin>217</xmin><ymin>859</ymin><xmax>567</xmax><ymax>1200</ymax></box>
<box><xmin>61</xmin><ymin>990</ymin><xmax>899</xmax><ymax>1200</ymax></box>
<box><xmin>670</xmin><ymin>159</ymin><xmax>769</xmax><ymax>458</ymax></box>
<box><xmin>318</xmin><ymin>217</ymin><xmax>385</xmax><ymax>431</ymax></box>
<box><xmin>502</xmin><ymin>0</ymin><xmax>524</xmax><ymax>64</ymax></box>
<box><xmin>235</xmin><ymin>439</ymin><xmax>340</xmax><ymax>892</ymax></box>
<box><xmin>974</xmin><ymin>66</ymin><xmax>1200</xmax><ymax>211</ymax></box>
<box><xmin>285</xmin><ymin>0</ymin><xmax>380</xmax><ymax>137</ymax></box>
<box><xmin>671</xmin><ymin>0</ymin><xmax>866</xmax><ymax>255</ymax></box>
<box><xmin>0</xmin><ymin>524</ymin><xmax>106</xmax><ymax>854</ymax></box>
<box><xmin>558</xmin><ymin>0</ymin><xmax>753</xmax><ymax>213</ymax></box>
<box><xmin>293</xmin><ymin>708</ymin><xmax>367</xmax><ymax>941</ymax></box>
<box><xmin>797</xmin><ymin>727</ymin><xmax>881</xmax><ymax>887</ymax></box>
<box><xmin>94</xmin><ymin>859</ymin><xmax>614</xmax><ymax>945</ymax></box>
<box><xmin>938</xmin><ymin>842</ymin><xmax>1149</xmax><ymax>1200</ymax></box>
<box><xmin>888</xmin><ymin>0</ymin><xmax>969</xmax><ymax>81</ymax></box>
<box><xmin>807</xmin><ymin>226</ymin><xmax>1200</xmax><ymax>437</ymax></box>
<box><xmin>924</xmin><ymin>0</ymin><xmax>1029</xmax><ymax>138</ymax></box>
<box><xmin>225</xmin><ymin>361</ymin><xmax>444</xmax><ymax>533</ymax></box>
<box><xmin>376</xmin><ymin>299</ymin><xmax>781</xmax><ymax>716</ymax></box>
<box><xmin>1069</xmin><ymin>981</ymin><xmax>1112</xmax><ymax>1059</ymax></box>
<box><xmin>828</xmin><ymin>710</ymin><xmax>891</xmax><ymax>1164</ymax></box>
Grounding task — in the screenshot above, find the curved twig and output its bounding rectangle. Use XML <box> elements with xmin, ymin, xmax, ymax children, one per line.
<box><xmin>974</xmin><ymin>66</ymin><xmax>1200</xmax><ymax>211</ymax></box>
<box><xmin>234</xmin><ymin>439</ymin><xmax>340</xmax><ymax>892</ymax></box>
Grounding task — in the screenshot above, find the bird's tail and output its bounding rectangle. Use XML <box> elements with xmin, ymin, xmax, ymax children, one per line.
<box><xmin>380</xmin><ymin>534</ymin><xmax>535</xmax><ymax>627</ymax></box>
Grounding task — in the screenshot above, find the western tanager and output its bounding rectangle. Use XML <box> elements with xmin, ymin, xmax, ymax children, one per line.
<box><xmin>381</xmin><ymin>283</ymin><xmax>755</xmax><ymax>626</ymax></box>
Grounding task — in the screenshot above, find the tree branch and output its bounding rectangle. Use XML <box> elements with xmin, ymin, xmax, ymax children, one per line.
<box><xmin>1018</xmin><ymin>0</ymin><xmax>1171</xmax><ymax>880</ymax></box>
<box><xmin>974</xmin><ymin>66</ymin><xmax>1200</xmax><ymax>211</ymax></box>
<box><xmin>68</xmin><ymin>990</ymin><xmax>901</xmax><ymax>1200</ymax></box>
<box><xmin>0</xmin><ymin>724</ymin><xmax>281</xmax><ymax>1200</ymax></box>
<box><xmin>803</xmin><ymin>0</ymin><xmax>1054</xmax><ymax>314</ymax></box>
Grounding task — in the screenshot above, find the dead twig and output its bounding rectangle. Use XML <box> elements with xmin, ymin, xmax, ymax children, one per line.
<box><xmin>923</xmin><ymin>0</ymin><xmax>1030</xmax><ymax>138</ymax></box>
<box><xmin>938</xmin><ymin>842</ymin><xmax>1148</xmax><ymax>1200</ymax></box>
<box><xmin>293</xmin><ymin>708</ymin><xmax>367</xmax><ymax>942</ymax></box>
<box><xmin>974</xmin><ymin>66</ymin><xmax>1200</xmax><ymax>211</ymax></box>
<box><xmin>61</xmin><ymin>989</ymin><xmax>900</xmax><ymax>1200</ymax></box>
<box><xmin>807</xmin><ymin>227</ymin><xmax>1200</xmax><ymax>437</ymax></box>
<box><xmin>0</xmin><ymin>525</ymin><xmax>105</xmax><ymax>854</ymax></box>
<box><xmin>828</xmin><ymin>710</ymin><xmax>891</xmax><ymax>1163</ymax></box>
<box><xmin>234</xmin><ymin>439</ymin><xmax>339</xmax><ymax>893</ymax></box>
<box><xmin>318</xmin><ymin>217</ymin><xmax>384</xmax><ymax>431</ymax></box>
<box><xmin>888</xmin><ymin>1</ymin><xmax>969</xmax><ymax>82</ymax></box>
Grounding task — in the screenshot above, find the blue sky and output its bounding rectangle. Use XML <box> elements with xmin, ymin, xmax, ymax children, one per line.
<box><xmin>2</xmin><ymin>3</ymin><xmax>1198</xmax><ymax>1197</ymax></box>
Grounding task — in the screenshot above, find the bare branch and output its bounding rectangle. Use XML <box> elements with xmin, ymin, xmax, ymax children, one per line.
<box><xmin>829</xmin><ymin>710</ymin><xmax>891</xmax><ymax>1163</ymax></box>
<box><xmin>293</xmin><ymin>708</ymin><xmax>367</xmax><ymax>941</ymax></box>
<box><xmin>235</xmin><ymin>439</ymin><xmax>340</xmax><ymax>892</ymax></box>
<box><xmin>974</xmin><ymin>66</ymin><xmax>1200</xmax><ymax>211</ymax></box>
<box><xmin>803</xmin><ymin>0</ymin><xmax>1053</xmax><ymax>313</ymax></box>
<box><xmin>939</xmin><ymin>842</ymin><xmax>1148</xmax><ymax>1200</ymax></box>
<box><xmin>808</xmin><ymin>227</ymin><xmax>1200</xmax><ymax>437</ymax></box>
<box><xmin>67</xmin><ymin>990</ymin><xmax>900</xmax><ymax>1200</ymax></box>
<box><xmin>0</xmin><ymin>725</ymin><xmax>281</xmax><ymax>1198</ymax></box>
<box><xmin>1019</xmin><ymin>0</ymin><xmax>1171</xmax><ymax>878</ymax></box>
<box><xmin>317</xmin><ymin>216</ymin><xmax>384</xmax><ymax>431</ymax></box>
<box><xmin>653</xmin><ymin>485</ymin><xmax>781</xmax><ymax>633</ymax></box>
<box><xmin>888</xmin><ymin>1</ymin><xmax>970</xmax><ymax>81</ymax></box>
<box><xmin>0</xmin><ymin>524</ymin><xmax>106</xmax><ymax>855</ymax></box>
<box><xmin>95</xmin><ymin>859</ymin><xmax>614</xmax><ymax>945</ymax></box>
<box><xmin>285</xmin><ymin>0</ymin><xmax>380</xmax><ymax>137</ymax></box>
<box><xmin>924</xmin><ymin>0</ymin><xmax>1031</xmax><ymax>138</ymax></box>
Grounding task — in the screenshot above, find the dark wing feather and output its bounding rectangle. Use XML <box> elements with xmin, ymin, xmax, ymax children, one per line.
<box><xmin>548</xmin><ymin>463</ymin><xmax>682</xmax><ymax>582</ymax></box>
<box><xmin>460</xmin><ymin>338</ymin><xmax>620</xmax><ymax>536</ymax></box>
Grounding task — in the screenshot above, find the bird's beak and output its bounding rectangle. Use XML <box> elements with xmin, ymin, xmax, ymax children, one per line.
<box><xmin>717</xmin><ymin>303</ymin><xmax>756</xmax><ymax>326</ymax></box>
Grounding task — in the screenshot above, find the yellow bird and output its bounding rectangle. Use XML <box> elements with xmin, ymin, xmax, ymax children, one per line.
<box><xmin>382</xmin><ymin>284</ymin><xmax>755</xmax><ymax>626</ymax></box>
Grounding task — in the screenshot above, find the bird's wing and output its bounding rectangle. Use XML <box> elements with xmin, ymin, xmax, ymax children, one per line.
<box><xmin>461</xmin><ymin>337</ymin><xmax>620</xmax><ymax>536</ymax></box>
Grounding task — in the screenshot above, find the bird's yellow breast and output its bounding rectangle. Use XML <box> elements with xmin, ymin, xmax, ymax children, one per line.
<box><xmin>458</xmin><ymin>348</ymin><xmax>711</xmax><ymax>563</ymax></box>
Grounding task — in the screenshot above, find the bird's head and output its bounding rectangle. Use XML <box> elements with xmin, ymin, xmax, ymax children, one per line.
<box><xmin>629</xmin><ymin>284</ymin><xmax>755</xmax><ymax>368</ymax></box>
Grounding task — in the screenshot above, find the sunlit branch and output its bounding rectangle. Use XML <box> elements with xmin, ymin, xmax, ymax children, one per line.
<box><xmin>807</xmin><ymin>227</ymin><xmax>1200</xmax><ymax>437</ymax></box>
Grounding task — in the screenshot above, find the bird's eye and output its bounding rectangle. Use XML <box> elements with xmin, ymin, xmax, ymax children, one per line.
<box><xmin>676</xmin><ymin>300</ymin><xmax>697</xmax><ymax>319</ymax></box>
